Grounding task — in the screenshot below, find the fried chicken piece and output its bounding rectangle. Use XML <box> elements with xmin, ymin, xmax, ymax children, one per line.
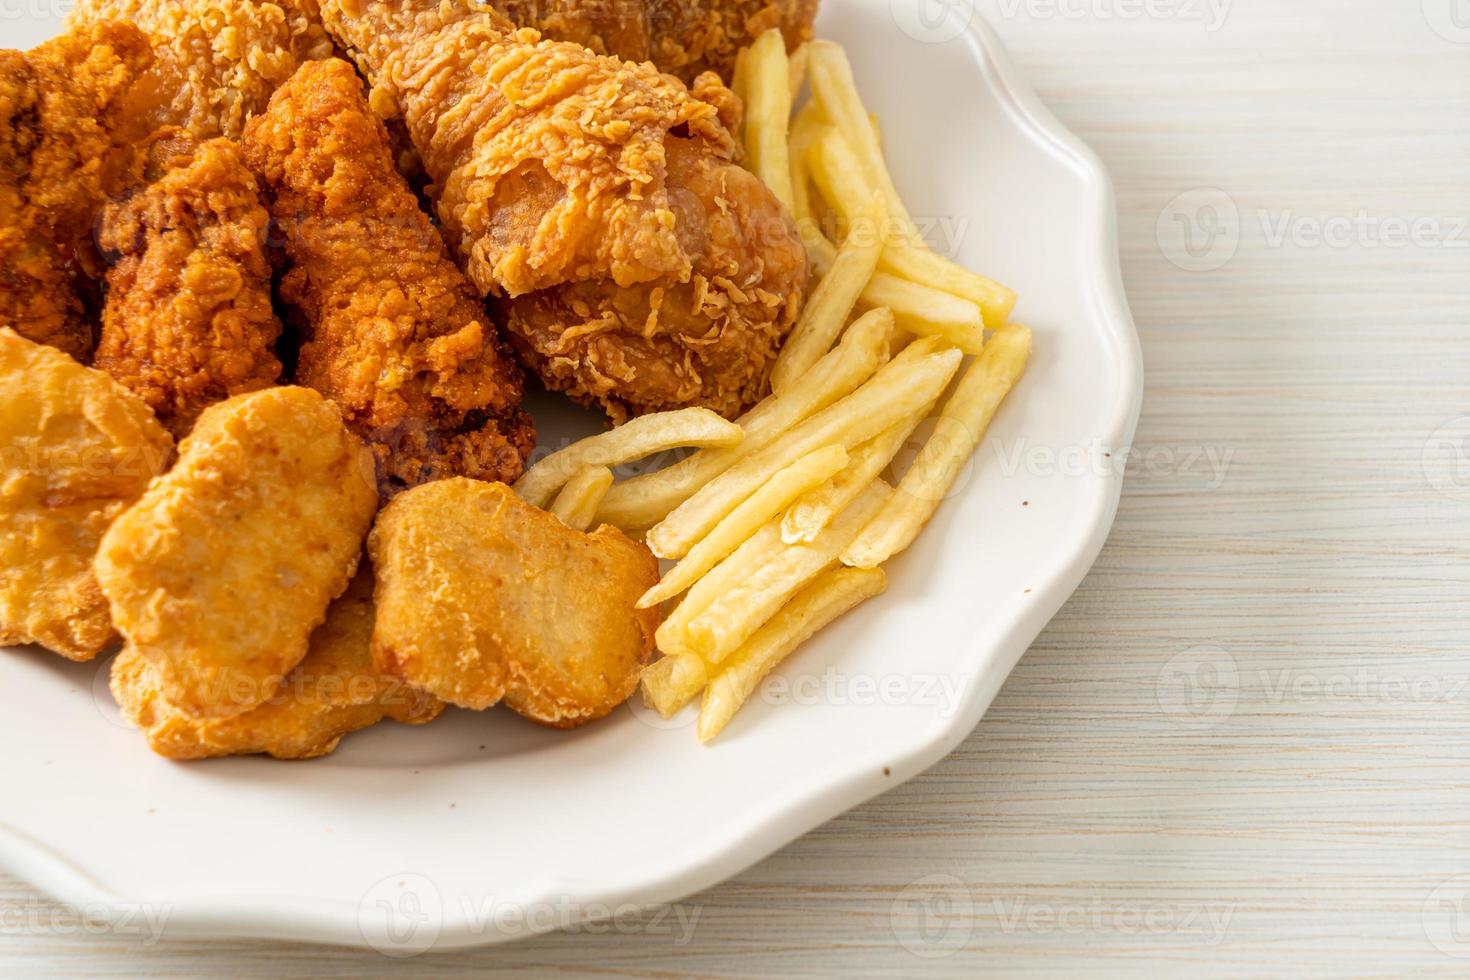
<box><xmin>93</xmin><ymin>132</ymin><xmax>283</xmax><ymax>436</ymax></box>
<box><xmin>320</xmin><ymin>1</ymin><xmax>807</xmax><ymax>422</ymax></box>
<box><xmin>68</xmin><ymin>0</ymin><xmax>335</xmax><ymax>140</ymax></box>
<box><xmin>111</xmin><ymin>568</ymin><xmax>443</xmax><ymax>760</ymax></box>
<box><xmin>0</xmin><ymin>328</ymin><xmax>173</xmax><ymax>661</ymax></box>
<box><xmin>95</xmin><ymin>386</ymin><xmax>378</xmax><ymax>719</ymax></box>
<box><xmin>504</xmin><ymin>134</ymin><xmax>807</xmax><ymax>420</ymax></box>
<box><xmin>369</xmin><ymin>478</ymin><xmax>661</xmax><ymax>727</ymax></box>
<box><xmin>0</xmin><ymin>23</ymin><xmax>157</xmax><ymax>359</ymax></box>
<box><xmin>485</xmin><ymin>0</ymin><xmax>819</xmax><ymax>83</ymax></box>
<box><xmin>241</xmin><ymin>59</ymin><xmax>534</xmax><ymax>497</ymax></box>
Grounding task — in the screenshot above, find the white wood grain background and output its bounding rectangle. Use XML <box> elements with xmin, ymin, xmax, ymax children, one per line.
<box><xmin>4</xmin><ymin>0</ymin><xmax>1470</xmax><ymax>974</ymax></box>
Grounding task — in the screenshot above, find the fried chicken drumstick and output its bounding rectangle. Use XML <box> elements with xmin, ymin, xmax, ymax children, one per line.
<box><xmin>1</xmin><ymin>23</ymin><xmax>155</xmax><ymax>359</ymax></box>
<box><xmin>94</xmin><ymin>131</ymin><xmax>283</xmax><ymax>436</ymax></box>
<box><xmin>242</xmin><ymin>58</ymin><xmax>535</xmax><ymax>496</ymax></box>
<box><xmin>321</xmin><ymin>0</ymin><xmax>808</xmax><ymax>422</ymax></box>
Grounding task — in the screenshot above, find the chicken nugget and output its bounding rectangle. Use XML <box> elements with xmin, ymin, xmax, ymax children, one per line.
<box><xmin>95</xmin><ymin>386</ymin><xmax>378</xmax><ymax>719</ymax></box>
<box><xmin>110</xmin><ymin>568</ymin><xmax>443</xmax><ymax>760</ymax></box>
<box><xmin>368</xmin><ymin>478</ymin><xmax>661</xmax><ymax>727</ymax></box>
<box><xmin>0</xmin><ymin>328</ymin><xmax>173</xmax><ymax>661</ymax></box>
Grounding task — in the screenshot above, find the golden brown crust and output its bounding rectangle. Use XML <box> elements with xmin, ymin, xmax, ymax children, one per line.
<box><xmin>368</xmin><ymin>478</ymin><xmax>661</xmax><ymax>727</ymax></box>
<box><xmin>94</xmin><ymin>132</ymin><xmax>284</xmax><ymax>436</ymax></box>
<box><xmin>111</xmin><ymin>568</ymin><xmax>443</xmax><ymax>760</ymax></box>
<box><xmin>242</xmin><ymin>59</ymin><xmax>534</xmax><ymax>497</ymax></box>
<box><xmin>325</xmin><ymin>9</ymin><xmax>738</xmax><ymax>298</ymax></box>
<box><xmin>67</xmin><ymin>0</ymin><xmax>335</xmax><ymax>140</ymax></box>
<box><xmin>320</xmin><ymin>1</ymin><xmax>807</xmax><ymax>421</ymax></box>
<box><xmin>503</xmin><ymin>136</ymin><xmax>806</xmax><ymax>422</ymax></box>
<box><xmin>644</xmin><ymin>0</ymin><xmax>817</xmax><ymax>82</ymax></box>
<box><xmin>483</xmin><ymin>0</ymin><xmax>818</xmax><ymax>83</ymax></box>
<box><xmin>0</xmin><ymin>24</ymin><xmax>157</xmax><ymax>360</ymax></box>
<box><xmin>95</xmin><ymin>386</ymin><xmax>379</xmax><ymax>719</ymax></box>
<box><xmin>0</xmin><ymin>328</ymin><xmax>173</xmax><ymax>661</ymax></box>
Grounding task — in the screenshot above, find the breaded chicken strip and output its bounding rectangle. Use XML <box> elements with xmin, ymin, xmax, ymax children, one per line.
<box><xmin>485</xmin><ymin>0</ymin><xmax>818</xmax><ymax>83</ymax></box>
<box><xmin>0</xmin><ymin>24</ymin><xmax>156</xmax><ymax>359</ymax></box>
<box><xmin>111</xmin><ymin>568</ymin><xmax>443</xmax><ymax>760</ymax></box>
<box><xmin>68</xmin><ymin>0</ymin><xmax>334</xmax><ymax>139</ymax></box>
<box><xmin>242</xmin><ymin>59</ymin><xmax>535</xmax><ymax>496</ymax></box>
<box><xmin>369</xmin><ymin>478</ymin><xmax>660</xmax><ymax>727</ymax></box>
<box><xmin>95</xmin><ymin>387</ymin><xmax>378</xmax><ymax>719</ymax></box>
<box><xmin>320</xmin><ymin>1</ymin><xmax>807</xmax><ymax>422</ymax></box>
<box><xmin>0</xmin><ymin>329</ymin><xmax>173</xmax><ymax>661</ymax></box>
<box><xmin>94</xmin><ymin>132</ymin><xmax>283</xmax><ymax>436</ymax></box>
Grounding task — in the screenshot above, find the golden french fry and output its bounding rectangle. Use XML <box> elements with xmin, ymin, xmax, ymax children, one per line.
<box><xmin>656</xmin><ymin>521</ymin><xmax>785</xmax><ymax>656</ymax></box>
<box><xmin>810</xmin><ymin>130</ymin><xmax>990</xmax><ymax>352</ymax></box>
<box><xmin>844</xmin><ymin>324</ymin><xmax>1032</xmax><ymax>568</ymax></box>
<box><xmin>778</xmin><ymin>339</ymin><xmax>952</xmax><ymax>543</ymax></box>
<box><xmin>640</xmin><ymin>445</ymin><xmax>848</xmax><ymax>609</ymax></box>
<box><xmin>770</xmin><ymin>192</ymin><xmax>888</xmax><ymax>394</ymax></box>
<box><xmin>685</xmin><ymin>480</ymin><xmax>891</xmax><ymax>662</ymax></box>
<box><xmin>640</xmin><ymin>653</ymin><xmax>710</xmax><ymax>719</ymax></box>
<box><xmin>549</xmin><ymin>466</ymin><xmax>613</xmax><ymax>531</ymax></box>
<box><xmin>783</xmin><ymin>414</ymin><xmax>923</xmax><ymax>544</ymax></box>
<box><xmin>697</xmin><ymin>566</ymin><xmax>886</xmax><ymax>742</ymax></box>
<box><xmin>730</xmin><ymin>45</ymin><xmax>751</xmax><ymax>114</ymax></box>
<box><xmin>787</xmin><ymin>42</ymin><xmax>809</xmax><ymax>103</ymax></box>
<box><xmin>514</xmin><ymin>407</ymin><xmax>743</xmax><ymax>508</ymax></box>
<box><xmin>789</xmin><ymin>103</ymin><xmax>831</xmax><ymax>253</ymax></box>
<box><xmin>860</xmin><ymin>275</ymin><xmax>984</xmax><ymax>350</ymax></box>
<box><xmin>807</xmin><ymin>42</ymin><xmax>1017</xmax><ymax>330</ymax></box>
<box><xmin>594</xmin><ymin>309</ymin><xmax>892</xmax><ymax>531</ymax></box>
<box><xmin>790</xmin><ymin>146</ymin><xmax>982</xmax><ymax>343</ymax></box>
<box><xmin>743</xmin><ymin>29</ymin><xmax>795</xmax><ymax>212</ymax></box>
<box><xmin>802</xmin><ymin>230</ymin><xmax>984</xmax><ymax>341</ymax></box>
<box><xmin>790</xmin><ymin>91</ymin><xmax>987</xmax><ymax>342</ymax></box>
<box><xmin>648</xmin><ymin>344</ymin><xmax>961</xmax><ymax>559</ymax></box>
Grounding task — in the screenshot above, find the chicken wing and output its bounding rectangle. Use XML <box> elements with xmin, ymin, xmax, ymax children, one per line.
<box><xmin>368</xmin><ymin>478</ymin><xmax>660</xmax><ymax>727</ymax></box>
<box><xmin>241</xmin><ymin>59</ymin><xmax>535</xmax><ymax>496</ymax></box>
<box><xmin>110</xmin><ymin>568</ymin><xmax>443</xmax><ymax>760</ymax></box>
<box><xmin>0</xmin><ymin>23</ymin><xmax>156</xmax><ymax>359</ymax></box>
<box><xmin>320</xmin><ymin>0</ymin><xmax>807</xmax><ymax>422</ymax></box>
<box><xmin>0</xmin><ymin>328</ymin><xmax>173</xmax><ymax>661</ymax></box>
<box><xmin>93</xmin><ymin>131</ymin><xmax>283</xmax><ymax>436</ymax></box>
<box><xmin>95</xmin><ymin>386</ymin><xmax>379</xmax><ymax>719</ymax></box>
<box><xmin>67</xmin><ymin>0</ymin><xmax>334</xmax><ymax>140</ymax></box>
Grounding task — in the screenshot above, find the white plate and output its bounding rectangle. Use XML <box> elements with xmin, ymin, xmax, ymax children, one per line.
<box><xmin>1</xmin><ymin>0</ymin><xmax>1141</xmax><ymax>951</ymax></box>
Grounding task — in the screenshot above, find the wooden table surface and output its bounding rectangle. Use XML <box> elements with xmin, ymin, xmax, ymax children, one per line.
<box><xmin>5</xmin><ymin>0</ymin><xmax>1469</xmax><ymax>975</ymax></box>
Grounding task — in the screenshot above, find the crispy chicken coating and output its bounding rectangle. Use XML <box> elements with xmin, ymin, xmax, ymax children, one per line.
<box><xmin>0</xmin><ymin>328</ymin><xmax>173</xmax><ymax>661</ymax></box>
<box><xmin>320</xmin><ymin>1</ymin><xmax>807</xmax><ymax>421</ymax></box>
<box><xmin>68</xmin><ymin>0</ymin><xmax>335</xmax><ymax>140</ymax></box>
<box><xmin>503</xmin><ymin>134</ymin><xmax>807</xmax><ymax>420</ymax></box>
<box><xmin>242</xmin><ymin>59</ymin><xmax>535</xmax><ymax>497</ymax></box>
<box><xmin>368</xmin><ymin>478</ymin><xmax>661</xmax><ymax>727</ymax></box>
<box><xmin>485</xmin><ymin>0</ymin><xmax>819</xmax><ymax>83</ymax></box>
<box><xmin>94</xmin><ymin>132</ymin><xmax>283</xmax><ymax>436</ymax></box>
<box><xmin>110</xmin><ymin>568</ymin><xmax>443</xmax><ymax>760</ymax></box>
<box><xmin>95</xmin><ymin>386</ymin><xmax>378</xmax><ymax>719</ymax></box>
<box><xmin>0</xmin><ymin>23</ymin><xmax>157</xmax><ymax>359</ymax></box>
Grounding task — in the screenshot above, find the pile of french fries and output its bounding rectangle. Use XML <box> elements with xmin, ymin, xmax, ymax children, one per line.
<box><xmin>513</xmin><ymin>34</ymin><xmax>1032</xmax><ymax>742</ymax></box>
